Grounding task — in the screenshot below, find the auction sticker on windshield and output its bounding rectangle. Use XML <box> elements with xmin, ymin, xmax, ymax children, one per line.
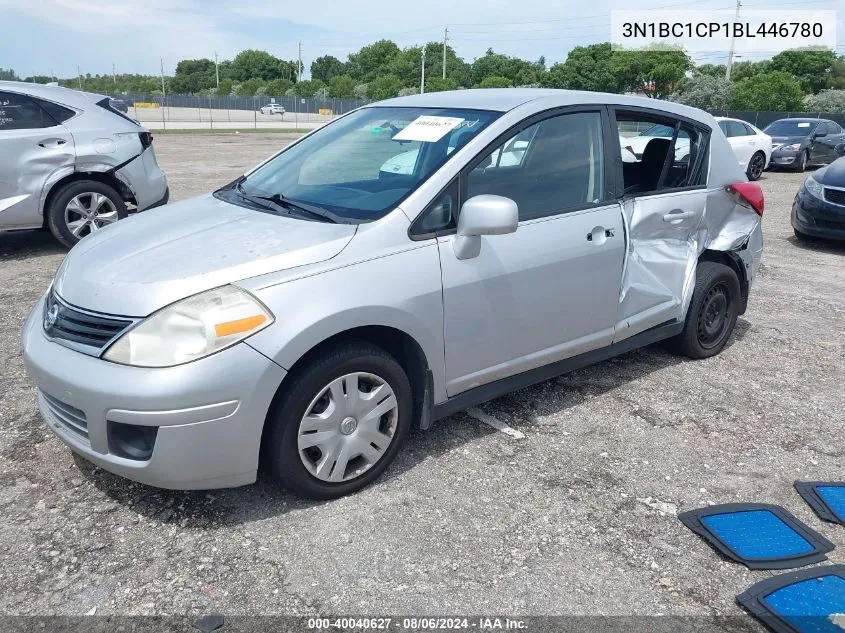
<box><xmin>393</xmin><ymin>116</ymin><xmax>465</xmax><ymax>142</ymax></box>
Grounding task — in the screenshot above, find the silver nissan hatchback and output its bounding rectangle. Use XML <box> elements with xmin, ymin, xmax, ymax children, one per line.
<box><xmin>22</xmin><ymin>89</ymin><xmax>764</xmax><ymax>499</ymax></box>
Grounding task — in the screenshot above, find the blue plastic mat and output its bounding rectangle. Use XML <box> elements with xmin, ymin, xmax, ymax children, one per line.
<box><xmin>795</xmin><ymin>482</ymin><xmax>845</xmax><ymax>526</ymax></box>
<box><xmin>737</xmin><ymin>565</ymin><xmax>845</xmax><ymax>633</ymax></box>
<box><xmin>678</xmin><ymin>503</ymin><xmax>834</xmax><ymax>569</ymax></box>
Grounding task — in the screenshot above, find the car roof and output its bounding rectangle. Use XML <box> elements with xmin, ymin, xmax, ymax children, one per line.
<box><xmin>0</xmin><ymin>80</ymin><xmax>107</xmax><ymax>109</ymax></box>
<box><xmin>769</xmin><ymin>117</ymin><xmax>829</xmax><ymax>123</ymax></box>
<box><xmin>372</xmin><ymin>88</ymin><xmax>712</xmax><ymax>122</ymax></box>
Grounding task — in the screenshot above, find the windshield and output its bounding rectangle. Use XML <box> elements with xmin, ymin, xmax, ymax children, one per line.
<box><xmin>764</xmin><ymin>120</ymin><xmax>819</xmax><ymax>136</ymax></box>
<box><xmin>232</xmin><ymin>107</ymin><xmax>499</xmax><ymax>222</ymax></box>
<box><xmin>642</xmin><ymin>124</ymin><xmax>674</xmax><ymax>138</ymax></box>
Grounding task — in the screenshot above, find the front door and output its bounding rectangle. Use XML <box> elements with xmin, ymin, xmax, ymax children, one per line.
<box><xmin>0</xmin><ymin>90</ymin><xmax>75</xmax><ymax>229</ymax></box>
<box><xmin>437</xmin><ymin>109</ymin><xmax>625</xmax><ymax>396</ymax></box>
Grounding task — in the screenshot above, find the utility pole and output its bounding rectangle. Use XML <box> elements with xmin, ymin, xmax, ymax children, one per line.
<box><xmin>421</xmin><ymin>47</ymin><xmax>426</xmax><ymax>94</ymax></box>
<box><xmin>160</xmin><ymin>58</ymin><xmax>166</xmax><ymax>96</ymax></box>
<box><xmin>77</xmin><ymin>66</ymin><xmax>82</xmax><ymax>89</ymax></box>
<box><xmin>443</xmin><ymin>26</ymin><xmax>448</xmax><ymax>79</ymax></box>
<box><xmin>298</xmin><ymin>42</ymin><xmax>302</xmax><ymax>82</ymax></box>
<box><xmin>112</xmin><ymin>63</ymin><xmax>117</xmax><ymax>84</ymax></box>
<box><xmin>214</xmin><ymin>51</ymin><xmax>219</xmax><ymax>88</ymax></box>
<box><xmin>725</xmin><ymin>0</ymin><xmax>741</xmax><ymax>81</ymax></box>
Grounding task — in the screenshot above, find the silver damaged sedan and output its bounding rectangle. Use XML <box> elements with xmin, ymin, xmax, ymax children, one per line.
<box><xmin>22</xmin><ymin>90</ymin><xmax>764</xmax><ymax>499</ymax></box>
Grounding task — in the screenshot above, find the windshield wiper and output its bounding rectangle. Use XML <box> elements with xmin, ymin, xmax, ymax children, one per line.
<box><xmin>235</xmin><ymin>182</ymin><xmax>340</xmax><ymax>223</ymax></box>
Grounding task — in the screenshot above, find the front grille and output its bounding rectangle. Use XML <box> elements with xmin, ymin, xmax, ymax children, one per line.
<box><xmin>824</xmin><ymin>188</ymin><xmax>845</xmax><ymax>207</ymax></box>
<box><xmin>815</xmin><ymin>218</ymin><xmax>845</xmax><ymax>231</ymax></box>
<box><xmin>43</xmin><ymin>291</ymin><xmax>132</xmax><ymax>353</ymax></box>
<box><xmin>40</xmin><ymin>390</ymin><xmax>89</xmax><ymax>441</ymax></box>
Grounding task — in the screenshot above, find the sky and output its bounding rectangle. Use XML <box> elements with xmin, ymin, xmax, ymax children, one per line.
<box><xmin>0</xmin><ymin>0</ymin><xmax>843</xmax><ymax>80</ymax></box>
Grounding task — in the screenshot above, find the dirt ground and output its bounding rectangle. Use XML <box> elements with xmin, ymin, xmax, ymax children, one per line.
<box><xmin>0</xmin><ymin>133</ymin><xmax>843</xmax><ymax>627</ymax></box>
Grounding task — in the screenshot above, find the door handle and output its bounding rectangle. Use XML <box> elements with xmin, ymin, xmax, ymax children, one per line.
<box><xmin>586</xmin><ymin>228</ymin><xmax>615</xmax><ymax>241</ymax></box>
<box><xmin>38</xmin><ymin>139</ymin><xmax>66</xmax><ymax>148</ymax></box>
<box><xmin>663</xmin><ymin>210</ymin><xmax>695</xmax><ymax>222</ymax></box>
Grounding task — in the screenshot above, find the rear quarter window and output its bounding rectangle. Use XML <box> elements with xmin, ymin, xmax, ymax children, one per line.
<box><xmin>35</xmin><ymin>99</ymin><xmax>76</xmax><ymax>124</ymax></box>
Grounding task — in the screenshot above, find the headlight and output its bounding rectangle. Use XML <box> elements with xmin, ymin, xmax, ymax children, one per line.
<box><xmin>780</xmin><ymin>143</ymin><xmax>802</xmax><ymax>151</ymax></box>
<box><xmin>103</xmin><ymin>285</ymin><xmax>273</xmax><ymax>367</ymax></box>
<box><xmin>803</xmin><ymin>175</ymin><xmax>824</xmax><ymax>200</ymax></box>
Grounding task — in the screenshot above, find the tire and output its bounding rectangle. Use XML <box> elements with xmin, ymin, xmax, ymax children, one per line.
<box><xmin>670</xmin><ymin>261</ymin><xmax>741</xmax><ymax>360</ymax></box>
<box><xmin>793</xmin><ymin>227</ymin><xmax>811</xmax><ymax>241</ymax></box>
<box><xmin>795</xmin><ymin>150</ymin><xmax>808</xmax><ymax>173</ymax></box>
<box><xmin>46</xmin><ymin>180</ymin><xmax>127</xmax><ymax>248</ymax></box>
<box><xmin>264</xmin><ymin>342</ymin><xmax>413</xmax><ymax>499</ymax></box>
<box><xmin>746</xmin><ymin>151</ymin><xmax>766</xmax><ymax>181</ymax></box>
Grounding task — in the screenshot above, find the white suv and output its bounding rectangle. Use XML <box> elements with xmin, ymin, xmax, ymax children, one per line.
<box><xmin>0</xmin><ymin>81</ymin><xmax>168</xmax><ymax>247</ymax></box>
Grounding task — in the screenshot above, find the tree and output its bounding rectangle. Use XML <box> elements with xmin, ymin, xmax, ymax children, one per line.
<box><xmin>670</xmin><ymin>74</ymin><xmax>732</xmax><ymax>110</ymax></box>
<box><xmin>291</xmin><ymin>79</ymin><xmax>325</xmax><ymax>97</ymax></box>
<box><xmin>425</xmin><ymin>77</ymin><xmax>458</xmax><ymax>92</ymax></box>
<box><xmin>367</xmin><ymin>74</ymin><xmax>403</xmax><ymax>100</ymax></box>
<box><xmin>543</xmin><ymin>43</ymin><xmax>621</xmax><ymax>93</ymax></box>
<box><xmin>235</xmin><ymin>78</ymin><xmax>265</xmax><ymax>96</ymax></box>
<box><xmin>613</xmin><ymin>45</ymin><xmax>692</xmax><ymax>98</ymax></box>
<box><xmin>770</xmin><ymin>48</ymin><xmax>837</xmax><ymax>94</ymax></box>
<box><xmin>729</xmin><ymin>60</ymin><xmax>770</xmax><ymax>82</ymax></box>
<box><xmin>471</xmin><ymin>49</ymin><xmax>535</xmax><ymax>86</ymax></box>
<box><xmin>804</xmin><ymin>89</ymin><xmax>845</xmax><ymax>113</ymax></box>
<box><xmin>24</xmin><ymin>75</ymin><xmax>55</xmax><ymax>84</ymax></box>
<box><xmin>264</xmin><ymin>78</ymin><xmax>293</xmax><ymax>97</ymax></box>
<box><xmin>478</xmin><ymin>76</ymin><xmax>512</xmax><ymax>88</ymax></box>
<box><xmin>311</xmin><ymin>55</ymin><xmax>346</xmax><ymax>84</ymax></box>
<box><xmin>694</xmin><ymin>63</ymin><xmax>726</xmax><ymax>78</ymax></box>
<box><xmin>170</xmin><ymin>58</ymin><xmax>216</xmax><ymax>94</ymax></box>
<box><xmin>731</xmin><ymin>71</ymin><xmax>804</xmax><ymax>111</ymax></box>
<box><xmin>346</xmin><ymin>40</ymin><xmax>401</xmax><ymax>82</ymax></box>
<box><xmin>829</xmin><ymin>57</ymin><xmax>845</xmax><ymax>90</ymax></box>
<box><xmin>328</xmin><ymin>75</ymin><xmax>356</xmax><ymax>98</ymax></box>
<box><xmin>230</xmin><ymin>50</ymin><xmax>288</xmax><ymax>82</ymax></box>
<box><xmin>0</xmin><ymin>68</ymin><xmax>20</xmax><ymax>81</ymax></box>
<box><xmin>216</xmin><ymin>79</ymin><xmax>233</xmax><ymax>96</ymax></box>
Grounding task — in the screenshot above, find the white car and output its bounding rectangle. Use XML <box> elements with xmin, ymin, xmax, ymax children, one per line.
<box><xmin>259</xmin><ymin>103</ymin><xmax>286</xmax><ymax>115</ymax></box>
<box><xmin>715</xmin><ymin>117</ymin><xmax>772</xmax><ymax>181</ymax></box>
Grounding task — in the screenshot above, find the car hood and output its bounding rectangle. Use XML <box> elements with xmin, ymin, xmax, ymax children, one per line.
<box><xmin>770</xmin><ymin>135</ymin><xmax>807</xmax><ymax>146</ymax></box>
<box><xmin>53</xmin><ymin>194</ymin><xmax>357</xmax><ymax>316</ymax></box>
<box><xmin>814</xmin><ymin>158</ymin><xmax>845</xmax><ymax>185</ymax></box>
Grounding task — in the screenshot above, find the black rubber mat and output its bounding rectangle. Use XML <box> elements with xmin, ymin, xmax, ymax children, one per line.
<box><xmin>795</xmin><ymin>481</ymin><xmax>845</xmax><ymax>526</ymax></box>
<box><xmin>678</xmin><ymin>503</ymin><xmax>834</xmax><ymax>569</ymax></box>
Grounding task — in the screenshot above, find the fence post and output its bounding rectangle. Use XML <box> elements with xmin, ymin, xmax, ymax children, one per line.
<box><xmin>254</xmin><ymin>97</ymin><xmax>257</xmax><ymax>129</ymax></box>
<box><xmin>209</xmin><ymin>96</ymin><xmax>213</xmax><ymax>130</ymax></box>
<box><xmin>160</xmin><ymin>94</ymin><xmax>166</xmax><ymax>131</ymax></box>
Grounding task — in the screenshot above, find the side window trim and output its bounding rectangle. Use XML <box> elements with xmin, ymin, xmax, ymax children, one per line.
<box><xmin>609</xmin><ymin>105</ymin><xmax>710</xmax><ymax>198</ymax></box>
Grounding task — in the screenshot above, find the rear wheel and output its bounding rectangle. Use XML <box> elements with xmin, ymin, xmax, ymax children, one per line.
<box><xmin>671</xmin><ymin>261</ymin><xmax>740</xmax><ymax>359</ymax></box>
<box><xmin>746</xmin><ymin>152</ymin><xmax>766</xmax><ymax>181</ymax></box>
<box><xmin>264</xmin><ymin>343</ymin><xmax>412</xmax><ymax>499</ymax></box>
<box><xmin>46</xmin><ymin>180</ymin><xmax>127</xmax><ymax>248</ymax></box>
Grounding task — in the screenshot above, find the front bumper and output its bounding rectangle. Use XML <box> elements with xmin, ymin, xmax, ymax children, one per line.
<box><xmin>770</xmin><ymin>147</ymin><xmax>802</xmax><ymax>168</ymax></box>
<box><xmin>21</xmin><ymin>295</ymin><xmax>286</xmax><ymax>489</ymax></box>
<box><xmin>792</xmin><ymin>189</ymin><xmax>845</xmax><ymax>241</ymax></box>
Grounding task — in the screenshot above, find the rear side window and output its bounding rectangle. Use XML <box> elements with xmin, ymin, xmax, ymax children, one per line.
<box><xmin>466</xmin><ymin>111</ymin><xmax>606</xmax><ymax>221</ymax></box>
<box><xmin>728</xmin><ymin>121</ymin><xmax>751</xmax><ymax>137</ymax></box>
<box><xmin>741</xmin><ymin>122</ymin><xmax>756</xmax><ymax>136</ymax></box>
<box><xmin>0</xmin><ymin>91</ymin><xmax>58</xmax><ymax>130</ymax></box>
<box><xmin>615</xmin><ymin>111</ymin><xmax>709</xmax><ymax>195</ymax></box>
<box><xmin>35</xmin><ymin>98</ymin><xmax>76</xmax><ymax>124</ymax></box>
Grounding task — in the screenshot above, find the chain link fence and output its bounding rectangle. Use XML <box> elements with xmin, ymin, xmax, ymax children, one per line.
<box><xmin>109</xmin><ymin>93</ymin><xmax>372</xmax><ymax>131</ymax></box>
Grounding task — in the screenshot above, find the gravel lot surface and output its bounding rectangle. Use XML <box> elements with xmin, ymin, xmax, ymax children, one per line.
<box><xmin>1</xmin><ymin>134</ymin><xmax>843</xmax><ymax>626</ymax></box>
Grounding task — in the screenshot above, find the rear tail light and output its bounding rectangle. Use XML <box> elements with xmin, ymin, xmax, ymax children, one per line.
<box><xmin>139</xmin><ymin>132</ymin><xmax>153</xmax><ymax>149</ymax></box>
<box><xmin>728</xmin><ymin>182</ymin><xmax>764</xmax><ymax>216</ymax></box>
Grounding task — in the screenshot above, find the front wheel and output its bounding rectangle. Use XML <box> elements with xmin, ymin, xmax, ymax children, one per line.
<box><xmin>795</xmin><ymin>150</ymin><xmax>808</xmax><ymax>173</ymax></box>
<box><xmin>264</xmin><ymin>343</ymin><xmax>412</xmax><ymax>499</ymax></box>
<box><xmin>746</xmin><ymin>152</ymin><xmax>766</xmax><ymax>181</ymax></box>
<box><xmin>670</xmin><ymin>261</ymin><xmax>740</xmax><ymax>359</ymax></box>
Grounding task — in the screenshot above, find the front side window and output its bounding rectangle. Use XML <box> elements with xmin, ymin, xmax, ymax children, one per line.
<box><xmin>226</xmin><ymin>107</ymin><xmax>499</xmax><ymax>223</ymax></box>
<box><xmin>0</xmin><ymin>91</ymin><xmax>57</xmax><ymax>131</ymax></box>
<box><xmin>467</xmin><ymin>111</ymin><xmax>605</xmax><ymax>221</ymax></box>
<box><xmin>616</xmin><ymin>112</ymin><xmax>708</xmax><ymax>194</ymax></box>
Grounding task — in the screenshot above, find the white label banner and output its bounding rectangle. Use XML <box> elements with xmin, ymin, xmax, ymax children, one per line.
<box><xmin>611</xmin><ymin>10</ymin><xmax>837</xmax><ymax>53</ymax></box>
<box><xmin>392</xmin><ymin>116</ymin><xmax>465</xmax><ymax>143</ymax></box>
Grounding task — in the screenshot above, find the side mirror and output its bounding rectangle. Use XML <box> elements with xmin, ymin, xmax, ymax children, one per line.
<box><xmin>836</xmin><ymin>143</ymin><xmax>845</xmax><ymax>157</ymax></box>
<box><xmin>813</xmin><ymin>131</ymin><xmax>827</xmax><ymax>138</ymax></box>
<box><xmin>453</xmin><ymin>195</ymin><xmax>518</xmax><ymax>260</ymax></box>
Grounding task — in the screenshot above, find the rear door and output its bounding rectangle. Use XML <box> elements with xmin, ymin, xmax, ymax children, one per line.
<box><xmin>611</xmin><ymin>108</ymin><xmax>711</xmax><ymax>341</ymax></box>
<box><xmin>0</xmin><ymin>91</ymin><xmax>75</xmax><ymax>229</ymax></box>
